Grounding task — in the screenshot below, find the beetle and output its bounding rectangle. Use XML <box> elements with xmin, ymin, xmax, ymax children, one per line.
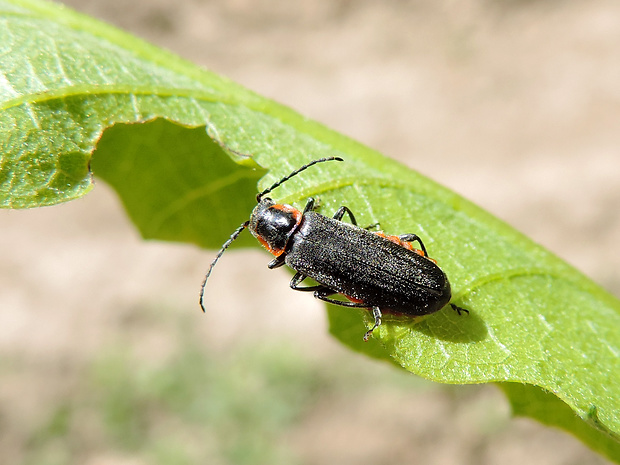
<box><xmin>199</xmin><ymin>157</ymin><xmax>467</xmax><ymax>341</ymax></box>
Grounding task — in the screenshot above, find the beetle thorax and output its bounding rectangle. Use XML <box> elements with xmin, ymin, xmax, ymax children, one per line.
<box><xmin>248</xmin><ymin>198</ymin><xmax>303</xmax><ymax>256</ymax></box>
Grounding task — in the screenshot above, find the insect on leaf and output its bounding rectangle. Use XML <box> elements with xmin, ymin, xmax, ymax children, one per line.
<box><xmin>0</xmin><ymin>0</ymin><xmax>618</xmax><ymax>461</ymax></box>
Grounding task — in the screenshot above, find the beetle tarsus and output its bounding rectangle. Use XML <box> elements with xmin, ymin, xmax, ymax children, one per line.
<box><xmin>364</xmin><ymin>222</ymin><xmax>381</xmax><ymax>231</ymax></box>
<box><xmin>363</xmin><ymin>307</ymin><xmax>383</xmax><ymax>341</ymax></box>
<box><xmin>450</xmin><ymin>303</ymin><xmax>469</xmax><ymax>316</ymax></box>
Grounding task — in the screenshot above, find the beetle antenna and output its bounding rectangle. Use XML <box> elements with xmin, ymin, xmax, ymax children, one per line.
<box><xmin>200</xmin><ymin>220</ymin><xmax>250</xmax><ymax>313</ymax></box>
<box><xmin>256</xmin><ymin>157</ymin><xmax>343</xmax><ymax>201</ymax></box>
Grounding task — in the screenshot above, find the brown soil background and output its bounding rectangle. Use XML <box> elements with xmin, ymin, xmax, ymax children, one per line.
<box><xmin>1</xmin><ymin>0</ymin><xmax>619</xmax><ymax>464</ymax></box>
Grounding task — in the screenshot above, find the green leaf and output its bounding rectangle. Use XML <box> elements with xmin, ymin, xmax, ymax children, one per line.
<box><xmin>1</xmin><ymin>0</ymin><xmax>619</xmax><ymax>461</ymax></box>
<box><xmin>500</xmin><ymin>384</ymin><xmax>620</xmax><ymax>460</ymax></box>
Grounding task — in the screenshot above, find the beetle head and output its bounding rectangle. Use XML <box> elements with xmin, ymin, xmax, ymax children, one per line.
<box><xmin>248</xmin><ymin>198</ymin><xmax>302</xmax><ymax>256</ymax></box>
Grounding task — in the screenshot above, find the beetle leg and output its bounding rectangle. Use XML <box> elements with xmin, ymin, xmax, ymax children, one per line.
<box><xmin>267</xmin><ymin>254</ymin><xmax>287</xmax><ymax>269</ymax></box>
<box><xmin>363</xmin><ymin>307</ymin><xmax>383</xmax><ymax>342</ymax></box>
<box><xmin>450</xmin><ymin>303</ymin><xmax>470</xmax><ymax>315</ymax></box>
<box><xmin>313</xmin><ymin>289</ymin><xmax>372</xmax><ymax>308</ymax></box>
<box><xmin>302</xmin><ymin>197</ymin><xmax>317</xmax><ymax>214</ymax></box>
<box><xmin>332</xmin><ymin>206</ymin><xmax>358</xmax><ymax>226</ymax></box>
<box><xmin>312</xmin><ymin>290</ymin><xmax>383</xmax><ymax>341</ymax></box>
<box><xmin>289</xmin><ymin>272</ymin><xmax>329</xmax><ymax>291</ymax></box>
<box><xmin>398</xmin><ymin>234</ymin><xmax>428</xmax><ymax>257</ymax></box>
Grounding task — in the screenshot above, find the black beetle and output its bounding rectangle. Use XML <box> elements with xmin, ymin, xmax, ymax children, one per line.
<box><xmin>200</xmin><ymin>157</ymin><xmax>467</xmax><ymax>340</ymax></box>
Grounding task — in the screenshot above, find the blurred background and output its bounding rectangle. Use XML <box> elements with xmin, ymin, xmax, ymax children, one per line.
<box><xmin>1</xmin><ymin>0</ymin><xmax>619</xmax><ymax>464</ymax></box>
